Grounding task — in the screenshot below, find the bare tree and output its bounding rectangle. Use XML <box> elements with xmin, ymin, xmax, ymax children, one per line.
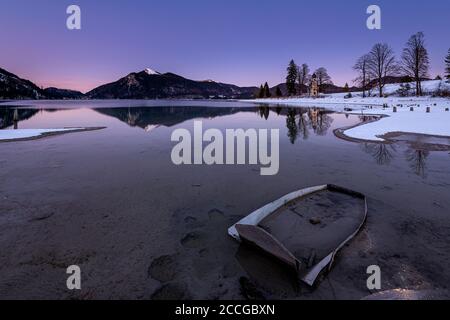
<box><xmin>314</xmin><ymin>67</ymin><xmax>332</xmax><ymax>92</ymax></box>
<box><xmin>367</xmin><ymin>43</ymin><xmax>398</xmax><ymax>97</ymax></box>
<box><xmin>297</xmin><ymin>63</ymin><xmax>310</xmax><ymax>95</ymax></box>
<box><xmin>401</xmin><ymin>32</ymin><xmax>430</xmax><ymax>96</ymax></box>
<box><xmin>353</xmin><ymin>54</ymin><xmax>371</xmax><ymax>98</ymax></box>
<box><xmin>445</xmin><ymin>48</ymin><xmax>450</xmax><ymax>81</ymax></box>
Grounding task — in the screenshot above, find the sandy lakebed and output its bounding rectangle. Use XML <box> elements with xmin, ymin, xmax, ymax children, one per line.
<box><xmin>1</xmin><ymin>100</ymin><xmax>450</xmax><ymax>299</ymax></box>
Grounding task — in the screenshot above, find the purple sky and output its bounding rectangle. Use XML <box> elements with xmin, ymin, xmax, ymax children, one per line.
<box><xmin>1</xmin><ymin>0</ymin><xmax>449</xmax><ymax>93</ymax></box>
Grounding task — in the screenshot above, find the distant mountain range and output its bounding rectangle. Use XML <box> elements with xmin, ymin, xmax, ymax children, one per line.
<box><xmin>0</xmin><ymin>67</ymin><xmax>258</xmax><ymax>100</ymax></box>
<box><xmin>86</xmin><ymin>68</ymin><xmax>258</xmax><ymax>99</ymax></box>
<box><xmin>1</xmin><ymin>66</ymin><xmax>362</xmax><ymax>100</ymax></box>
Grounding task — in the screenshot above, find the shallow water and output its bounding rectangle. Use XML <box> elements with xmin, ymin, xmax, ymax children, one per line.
<box><xmin>1</xmin><ymin>101</ymin><xmax>450</xmax><ymax>299</ymax></box>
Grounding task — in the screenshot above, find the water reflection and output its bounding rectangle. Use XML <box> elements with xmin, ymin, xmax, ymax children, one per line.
<box><xmin>95</xmin><ymin>106</ymin><xmax>257</xmax><ymax>129</ymax></box>
<box><xmin>95</xmin><ymin>105</ymin><xmax>336</xmax><ymax>144</ymax></box>
<box><xmin>362</xmin><ymin>142</ymin><xmax>432</xmax><ymax>178</ymax></box>
<box><xmin>1</xmin><ymin>104</ymin><xmax>447</xmax><ymax>180</ymax></box>
<box><xmin>257</xmin><ymin>106</ymin><xmax>334</xmax><ymax>144</ymax></box>
<box><xmin>362</xmin><ymin>143</ymin><xmax>397</xmax><ymax>166</ymax></box>
<box><xmin>405</xmin><ymin>148</ymin><xmax>429</xmax><ymax>178</ymax></box>
<box><xmin>0</xmin><ymin>108</ymin><xmax>38</xmax><ymax>129</ymax></box>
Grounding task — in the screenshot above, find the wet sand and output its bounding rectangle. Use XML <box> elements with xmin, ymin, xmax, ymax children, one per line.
<box><xmin>1</xmin><ymin>105</ymin><xmax>450</xmax><ymax>300</ymax></box>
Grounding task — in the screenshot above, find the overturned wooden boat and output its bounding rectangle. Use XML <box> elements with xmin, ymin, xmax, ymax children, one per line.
<box><xmin>228</xmin><ymin>184</ymin><xmax>368</xmax><ymax>286</ymax></box>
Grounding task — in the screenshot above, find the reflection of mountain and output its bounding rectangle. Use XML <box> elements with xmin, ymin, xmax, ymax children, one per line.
<box><xmin>0</xmin><ymin>108</ymin><xmax>38</xmax><ymax>129</ymax></box>
<box><xmin>94</xmin><ymin>106</ymin><xmax>258</xmax><ymax>129</ymax></box>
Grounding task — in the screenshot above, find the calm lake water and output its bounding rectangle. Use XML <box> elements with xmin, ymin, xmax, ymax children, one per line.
<box><xmin>1</xmin><ymin>100</ymin><xmax>450</xmax><ymax>299</ymax></box>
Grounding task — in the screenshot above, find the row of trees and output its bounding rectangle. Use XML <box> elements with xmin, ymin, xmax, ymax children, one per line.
<box><xmin>265</xmin><ymin>33</ymin><xmax>450</xmax><ymax>99</ymax></box>
<box><xmin>257</xmin><ymin>82</ymin><xmax>282</xmax><ymax>98</ymax></box>
<box><xmin>286</xmin><ymin>60</ymin><xmax>332</xmax><ymax>96</ymax></box>
<box><xmin>354</xmin><ymin>32</ymin><xmax>449</xmax><ymax>97</ymax></box>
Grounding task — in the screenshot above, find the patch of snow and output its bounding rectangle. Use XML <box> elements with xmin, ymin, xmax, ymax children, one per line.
<box><xmin>144</xmin><ymin>68</ymin><xmax>160</xmax><ymax>75</ymax></box>
<box><xmin>0</xmin><ymin>128</ymin><xmax>83</xmax><ymax>141</ymax></box>
<box><xmin>344</xmin><ymin>108</ymin><xmax>450</xmax><ymax>141</ymax></box>
<box><xmin>144</xmin><ymin>125</ymin><xmax>160</xmax><ymax>132</ymax></box>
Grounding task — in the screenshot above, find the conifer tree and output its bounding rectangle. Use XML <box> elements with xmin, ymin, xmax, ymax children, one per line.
<box><xmin>275</xmin><ymin>86</ymin><xmax>283</xmax><ymax>97</ymax></box>
<box><xmin>286</xmin><ymin>60</ymin><xmax>298</xmax><ymax>96</ymax></box>
<box><xmin>258</xmin><ymin>85</ymin><xmax>265</xmax><ymax>98</ymax></box>
<box><xmin>344</xmin><ymin>83</ymin><xmax>349</xmax><ymax>92</ymax></box>
<box><xmin>263</xmin><ymin>82</ymin><xmax>271</xmax><ymax>98</ymax></box>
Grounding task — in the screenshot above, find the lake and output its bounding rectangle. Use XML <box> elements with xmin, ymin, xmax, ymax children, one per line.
<box><xmin>1</xmin><ymin>100</ymin><xmax>450</xmax><ymax>299</ymax></box>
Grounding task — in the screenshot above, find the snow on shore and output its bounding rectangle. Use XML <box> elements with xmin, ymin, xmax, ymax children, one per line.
<box><xmin>244</xmin><ymin>80</ymin><xmax>450</xmax><ymax>142</ymax></box>
<box><xmin>344</xmin><ymin>107</ymin><xmax>450</xmax><ymax>141</ymax></box>
<box><xmin>0</xmin><ymin>128</ymin><xmax>83</xmax><ymax>141</ymax></box>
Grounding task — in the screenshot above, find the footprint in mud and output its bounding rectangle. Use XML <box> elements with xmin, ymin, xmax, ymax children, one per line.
<box><xmin>208</xmin><ymin>208</ymin><xmax>225</xmax><ymax>221</ymax></box>
<box><xmin>180</xmin><ymin>231</ymin><xmax>206</xmax><ymax>249</ymax></box>
<box><xmin>184</xmin><ymin>216</ymin><xmax>197</xmax><ymax>224</ymax></box>
<box><xmin>239</xmin><ymin>277</ymin><xmax>266</xmax><ymax>300</ymax></box>
<box><xmin>148</xmin><ymin>255</ymin><xmax>178</xmax><ymax>282</ymax></box>
<box><xmin>151</xmin><ymin>282</ymin><xmax>191</xmax><ymax>300</ymax></box>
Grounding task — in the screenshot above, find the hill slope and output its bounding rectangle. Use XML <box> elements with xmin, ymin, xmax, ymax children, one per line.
<box><xmin>87</xmin><ymin>70</ymin><xmax>258</xmax><ymax>99</ymax></box>
<box><xmin>0</xmin><ymin>67</ymin><xmax>45</xmax><ymax>99</ymax></box>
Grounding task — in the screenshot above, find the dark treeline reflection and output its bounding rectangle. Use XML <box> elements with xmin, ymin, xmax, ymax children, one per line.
<box><xmin>0</xmin><ymin>108</ymin><xmax>38</xmax><ymax>129</ymax></box>
<box><xmin>257</xmin><ymin>106</ymin><xmax>334</xmax><ymax>144</ymax></box>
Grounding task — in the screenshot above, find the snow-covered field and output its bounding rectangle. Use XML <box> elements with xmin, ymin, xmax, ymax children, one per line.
<box><xmin>245</xmin><ymin>80</ymin><xmax>450</xmax><ymax>142</ymax></box>
<box><xmin>0</xmin><ymin>128</ymin><xmax>83</xmax><ymax>141</ymax></box>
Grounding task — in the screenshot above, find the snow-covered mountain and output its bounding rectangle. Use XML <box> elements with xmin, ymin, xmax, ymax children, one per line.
<box><xmin>144</xmin><ymin>68</ymin><xmax>161</xmax><ymax>75</ymax></box>
<box><xmin>87</xmin><ymin>69</ymin><xmax>258</xmax><ymax>99</ymax></box>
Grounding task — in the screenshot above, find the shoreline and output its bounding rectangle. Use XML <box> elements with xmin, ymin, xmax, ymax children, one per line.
<box><xmin>0</xmin><ymin>127</ymin><xmax>106</xmax><ymax>143</ymax></box>
<box><xmin>244</xmin><ymin>96</ymin><xmax>450</xmax><ymax>143</ymax></box>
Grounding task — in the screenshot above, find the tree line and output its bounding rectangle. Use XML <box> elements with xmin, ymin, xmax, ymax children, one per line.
<box><xmin>257</xmin><ymin>32</ymin><xmax>450</xmax><ymax>99</ymax></box>
<box><xmin>257</xmin><ymin>62</ymin><xmax>333</xmax><ymax>98</ymax></box>
<box><xmin>286</xmin><ymin>61</ymin><xmax>332</xmax><ymax>96</ymax></box>
<box><xmin>353</xmin><ymin>32</ymin><xmax>450</xmax><ymax>97</ymax></box>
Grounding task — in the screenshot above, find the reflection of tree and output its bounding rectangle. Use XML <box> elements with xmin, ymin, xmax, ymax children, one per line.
<box><xmin>362</xmin><ymin>143</ymin><xmax>397</xmax><ymax>165</ymax></box>
<box><xmin>306</xmin><ymin>108</ymin><xmax>333</xmax><ymax>136</ymax></box>
<box><xmin>252</xmin><ymin>106</ymin><xmax>335</xmax><ymax>144</ymax></box>
<box><xmin>358</xmin><ymin>115</ymin><xmax>378</xmax><ymax>123</ymax></box>
<box><xmin>297</xmin><ymin>109</ymin><xmax>309</xmax><ymax>140</ymax></box>
<box><xmin>286</xmin><ymin>108</ymin><xmax>298</xmax><ymax>144</ymax></box>
<box><xmin>258</xmin><ymin>106</ymin><xmax>270</xmax><ymax>120</ymax></box>
<box><xmin>315</xmin><ymin>112</ymin><xmax>333</xmax><ymax>136</ymax></box>
<box><xmin>405</xmin><ymin>148</ymin><xmax>429</xmax><ymax>178</ymax></box>
<box><xmin>275</xmin><ymin>106</ymin><xmax>282</xmax><ymax>115</ymax></box>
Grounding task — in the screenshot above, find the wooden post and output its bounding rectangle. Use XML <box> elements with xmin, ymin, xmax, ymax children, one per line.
<box><xmin>393</xmin><ymin>106</ymin><xmax>397</xmax><ymax>113</ymax></box>
<box><xmin>426</xmin><ymin>107</ymin><xmax>430</xmax><ymax>113</ymax></box>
